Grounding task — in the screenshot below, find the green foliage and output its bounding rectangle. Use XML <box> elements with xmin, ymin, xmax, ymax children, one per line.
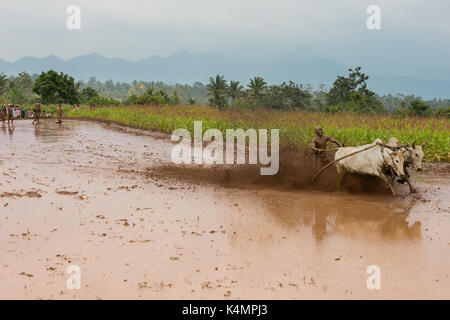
<box><xmin>380</xmin><ymin>94</ymin><xmax>450</xmax><ymax>112</ymax></box>
<box><xmin>88</xmin><ymin>96</ymin><xmax>120</xmax><ymax>106</ymax></box>
<box><xmin>80</xmin><ymin>87</ymin><xmax>99</xmax><ymax>103</ymax></box>
<box><xmin>13</xmin><ymin>72</ymin><xmax>34</xmax><ymax>95</ymax></box>
<box><xmin>123</xmin><ymin>88</ymin><xmax>180</xmax><ymax>106</ymax></box>
<box><xmin>227</xmin><ymin>80</ymin><xmax>243</xmax><ymax>102</ymax></box>
<box><xmin>248</xmin><ymin>77</ymin><xmax>267</xmax><ymax>99</ymax></box>
<box><xmin>206</xmin><ymin>75</ymin><xmax>228</xmax><ymax>109</ymax></box>
<box><xmin>0</xmin><ymin>72</ymin><xmax>7</xmax><ymax>95</ymax></box>
<box><xmin>327</xmin><ymin>66</ymin><xmax>384</xmax><ymax>114</ymax></box>
<box><xmin>0</xmin><ymin>72</ymin><xmax>37</xmax><ymax>104</ymax></box>
<box><xmin>434</xmin><ymin>106</ymin><xmax>450</xmax><ymax>118</ymax></box>
<box><xmin>170</xmin><ymin>91</ymin><xmax>181</xmax><ymax>105</ymax></box>
<box><xmin>230</xmin><ymin>98</ymin><xmax>262</xmax><ymax>110</ymax></box>
<box><xmin>260</xmin><ymin>85</ymin><xmax>285</xmax><ymax>109</ymax></box>
<box><xmin>0</xmin><ymin>69</ymin><xmax>446</xmax><ymax>120</ymax></box>
<box><xmin>305</xmin><ymin>84</ymin><xmax>327</xmax><ymax>110</ymax></box>
<box><xmin>126</xmin><ymin>93</ymin><xmax>165</xmax><ymax>106</ymax></box>
<box><xmin>32</xmin><ymin>70</ymin><xmax>80</xmax><ymax>104</ymax></box>
<box><xmin>409</xmin><ymin>99</ymin><xmax>432</xmax><ymax>117</ymax></box>
<box><xmin>257</xmin><ymin>82</ymin><xmax>311</xmax><ymax>110</ymax></box>
<box><xmin>8</xmin><ymin>87</ymin><xmax>26</xmax><ymax>104</ymax></box>
<box><xmin>326</xmin><ymin>91</ymin><xmax>385</xmax><ymax>115</ymax></box>
<box><xmin>77</xmin><ymin>77</ymin><xmax>208</xmax><ymax>104</ymax></box>
<box><xmin>392</xmin><ymin>106</ymin><xmax>408</xmax><ymax>117</ymax></box>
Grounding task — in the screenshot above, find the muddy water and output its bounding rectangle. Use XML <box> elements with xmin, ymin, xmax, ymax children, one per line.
<box><xmin>0</xmin><ymin>120</ymin><xmax>449</xmax><ymax>299</ymax></box>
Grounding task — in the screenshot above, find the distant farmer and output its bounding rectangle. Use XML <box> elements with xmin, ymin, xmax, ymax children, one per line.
<box><xmin>0</xmin><ymin>105</ymin><xmax>6</xmax><ymax>123</ymax></box>
<box><xmin>14</xmin><ymin>105</ymin><xmax>21</xmax><ymax>118</ymax></box>
<box><xmin>32</xmin><ymin>103</ymin><xmax>41</xmax><ymax>124</ymax></box>
<box><xmin>310</xmin><ymin>126</ymin><xmax>343</xmax><ymax>167</ymax></box>
<box><xmin>56</xmin><ymin>104</ymin><xmax>63</xmax><ymax>124</ymax></box>
<box><xmin>7</xmin><ymin>104</ymin><xmax>14</xmax><ymax>125</ymax></box>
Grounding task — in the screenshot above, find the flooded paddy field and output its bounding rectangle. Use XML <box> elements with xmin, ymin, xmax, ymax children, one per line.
<box><xmin>0</xmin><ymin>120</ymin><xmax>448</xmax><ymax>299</ymax></box>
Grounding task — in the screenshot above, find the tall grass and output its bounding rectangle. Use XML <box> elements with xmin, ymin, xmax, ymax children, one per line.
<box><xmin>64</xmin><ymin>105</ymin><xmax>449</xmax><ymax>162</ymax></box>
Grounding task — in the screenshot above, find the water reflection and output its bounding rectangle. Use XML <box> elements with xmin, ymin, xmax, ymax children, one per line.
<box><xmin>8</xmin><ymin>124</ymin><xmax>14</xmax><ymax>136</ymax></box>
<box><xmin>33</xmin><ymin>122</ymin><xmax>40</xmax><ymax>138</ymax></box>
<box><xmin>0</xmin><ymin>120</ymin><xmax>77</xmax><ymax>145</ymax></box>
<box><xmin>262</xmin><ymin>193</ymin><xmax>421</xmax><ymax>242</ymax></box>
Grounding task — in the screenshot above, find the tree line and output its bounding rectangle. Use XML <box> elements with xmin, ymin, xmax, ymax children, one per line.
<box><xmin>0</xmin><ymin>70</ymin><xmax>189</xmax><ymax>107</ymax></box>
<box><xmin>205</xmin><ymin>67</ymin><xmax>449</xmax><ymax>117</ymax></box>
<box><xmin>0</xmin><ymin>69</ymin><xmax>448</xmax><ymax>117</ymax></box>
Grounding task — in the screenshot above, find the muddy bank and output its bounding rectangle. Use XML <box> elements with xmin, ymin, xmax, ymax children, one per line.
<box><xmin>0</xmin><ymin>120</ymin><xmax>449</xmax><ymax>299</ymax></box>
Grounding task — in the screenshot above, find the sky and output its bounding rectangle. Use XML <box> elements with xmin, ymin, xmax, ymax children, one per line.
<box><xmin>1</xmin><ymin>0</ymin><xmax>449</xmax><ymax>79</ymax></box>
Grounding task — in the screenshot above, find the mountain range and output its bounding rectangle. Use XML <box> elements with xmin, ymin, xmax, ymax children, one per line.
<box><xmin>1</xmin><ymin>47</ymin><xmax>449</xmax><ymax>99</ymax></box>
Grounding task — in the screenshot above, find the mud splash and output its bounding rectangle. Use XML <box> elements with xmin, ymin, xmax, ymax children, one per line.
<box><xmin>147</xmin><ymin>148</ymin><xmax>391</xmax><ymax>195</ymax></box>
<box><xmin>0</xmin><ymin>120</ymin><xmax>449</xmax><ymax>299</ymax></box>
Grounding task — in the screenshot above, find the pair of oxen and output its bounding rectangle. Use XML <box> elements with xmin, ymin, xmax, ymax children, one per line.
<box><xmin>335</xmin><ymin>138</ymin><xmax>428</xmax><ymax>197</ymax></box>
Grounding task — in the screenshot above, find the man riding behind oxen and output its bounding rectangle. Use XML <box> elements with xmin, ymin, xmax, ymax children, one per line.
<box><xmin>309</xmin><ymin>124</ymin><xmax>427</xmax><ymax>197</ymax></box>
<box><xmin>310</xmin><ymin>126</ymin><xmax>344</xmax><ymax>167</ymax></box>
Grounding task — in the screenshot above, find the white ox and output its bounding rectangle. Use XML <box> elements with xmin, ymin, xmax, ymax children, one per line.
<box><xmin>335</xmin><ymin>139</ymin><xmax>406</xmax><ymax>197</ymax></box>
<box><xmin>387</xmin><ymin>137</ymin><xmax>427</xmax><ymax>193</ymax></box>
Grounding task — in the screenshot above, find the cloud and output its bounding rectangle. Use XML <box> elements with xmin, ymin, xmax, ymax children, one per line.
<box><xmin>0</xmin><ymin>0</ymin><xmax>448</xmax><ymax>76</ymax></box>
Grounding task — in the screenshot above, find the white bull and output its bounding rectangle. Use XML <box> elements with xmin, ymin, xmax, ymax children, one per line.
<box><xmin>335</xmin><ymin>139</ymin><xmax>406</xmax><ymax>197</ymax></box>
<box><xmin>387</xmin><ymin>137</ymin><xmax>427</xmax><ymax>193</ymax></box>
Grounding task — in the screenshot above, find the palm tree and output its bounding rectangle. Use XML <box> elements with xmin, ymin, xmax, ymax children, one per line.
<box><xmin>206</xmin><ymin>75</ymin><xmax>228</xmax><ymax>109</ymax></box>
<box><xmin>248</xmin><ymin>77</ymin><xmax>267</xmax><ymax>98</ymax></box>
<box><xmin>241</xmin><ymin>89</ymin><xmax>250</xmax><ymax>101</ymax></box>
<box><xmin>227</xmin><ymin>80</ymin><xmax>243</xmax><ymax>102</ymax></box>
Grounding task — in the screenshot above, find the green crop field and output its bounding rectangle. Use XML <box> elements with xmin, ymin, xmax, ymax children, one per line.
<box><xmin>57</xmin><ymin>104</ymin><xmax>450</xmax><ymax>162</ymax></box>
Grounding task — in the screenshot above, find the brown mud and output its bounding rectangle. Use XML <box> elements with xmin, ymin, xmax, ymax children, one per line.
<box><xmin>149</xmin><ymin>149</ymin><xmax>395</xmax><ymax>194</ymax></box>
<box><xmin>0</xmin><ymin>120</ymin><xmax>449</xmax><ymax>299</ymax></box>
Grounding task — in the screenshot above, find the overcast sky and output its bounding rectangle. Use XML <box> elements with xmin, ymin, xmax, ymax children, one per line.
<box><xmin>1</xmin><ymin>0</ymin><xmax>449</xmax><ymax>77</ymax></box>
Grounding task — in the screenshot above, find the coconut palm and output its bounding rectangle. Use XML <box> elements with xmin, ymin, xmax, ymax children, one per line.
<box><xmin>206</xmin><ymin>75</ymin><xmax>228</xmax><ymax>109</ymax></box>
<box><xmin>248</xmin><ymin>77</ymin><xmax>267</xmax><ymax>98</ymax></box>
<box><xmin>227</xmin><ymin>80</ymin><xmax>243</xmax><ymax>102</ymax></box>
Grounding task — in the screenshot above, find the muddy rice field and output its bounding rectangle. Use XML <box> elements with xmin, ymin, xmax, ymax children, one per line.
<box><xmin>0</xmin><ymin>120</ymin><xmax>449</xmax><ymax>299</ymax></box>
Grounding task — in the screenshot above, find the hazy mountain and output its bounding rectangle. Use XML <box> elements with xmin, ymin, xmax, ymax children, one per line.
<box><xmin>1</xmin><ymin>47</ymin><xmax>449</xmax><ymax>99</ymax></box>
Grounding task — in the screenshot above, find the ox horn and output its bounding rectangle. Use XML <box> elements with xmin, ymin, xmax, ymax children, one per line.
<box><xmin>411</xmin><ymin>140</ymin><xmax>416</xmax><ymax>149</ymax></box>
